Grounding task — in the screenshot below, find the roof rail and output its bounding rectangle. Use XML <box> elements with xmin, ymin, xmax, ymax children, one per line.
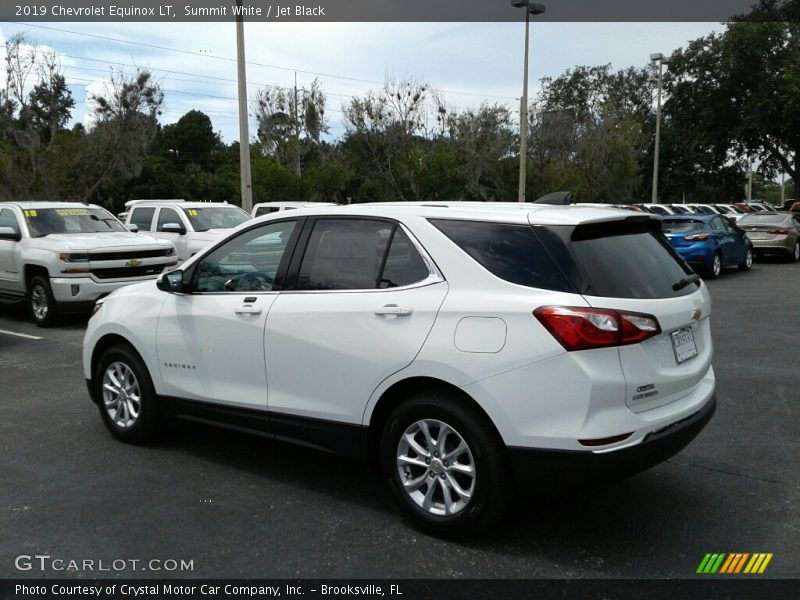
<box><xmin>124</xmin><ymin>199</ymin><xmax>186</xmax><ymax>208</ymax></box>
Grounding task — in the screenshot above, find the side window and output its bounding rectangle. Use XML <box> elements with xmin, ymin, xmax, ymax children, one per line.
<box><xmin>379</xmin><ymin>228</ymin><xmax>431</xmax><ymax>288</ymax></box>
<box><xmin>430</xmin><ymin>219</ymin><xmax>574</xmax><ymax>292</ymax></box>
<box><xmin>296</xmin><ymin>219</ymin><xmax>393</xmax><ymax>290</ymax></box>
<box><xmin>129</xmin><ymin>207</ymin><xmax>155</xmax><ymax>232</ymax></box>
<box><xmin>157</xmin><ymin>208</ymin><xmax>182</xmax><ymax>232</ymax></box>
<box><xmin>0</xmin><ymin>209</ymin><xmax>20</xmax><ymax>233</ymax></box>
<box><xmin>194</xmin><ymin>220</ymin><xmax>297</xmax><ymax>293</ymax></box>
<box><xmin>710</xmin><ymin>218</ymin><xmax>724</xmax><ymax>232</ymax></box>
<box><xmin>255</xmin><ymin>207</ymin><xmax>280</xmax><ymax>217</ymax></box>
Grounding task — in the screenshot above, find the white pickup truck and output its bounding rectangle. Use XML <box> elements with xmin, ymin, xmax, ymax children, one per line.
<box><xmin>0</xmin><ymin>202</ymin><xmax>177</xmax><ymax>326</ymax></box>
<box><xmin>123</xmin><ymin>199</ymin><xmax>251</xmax><ymax>262</ymax></box>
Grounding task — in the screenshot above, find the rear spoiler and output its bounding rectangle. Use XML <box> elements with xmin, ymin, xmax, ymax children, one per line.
<box><xmin>533</xmin><ymin>191</ymin><xmax>572</xmax><ymax>205</ymax></box>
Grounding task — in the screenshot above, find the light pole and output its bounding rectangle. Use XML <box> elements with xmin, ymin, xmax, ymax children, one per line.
<box><xmin>512</xmin><ymin>0</ymin><xmax>545</xmax><ymax>203</ymax></box>
<box><xmin>236</xmin><ymin>0</ymin><xmax>253</xmax><ymax>212</ymax></box>
<box><xmin>650</xmin><ymin>52</ymin><xmax>669</xmax><ymax>203</ymax></box>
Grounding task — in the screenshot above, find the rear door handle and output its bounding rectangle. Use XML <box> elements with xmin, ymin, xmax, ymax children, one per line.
<box><xmin>235</xmin><ymin>305</ymin><xmax>263</xmax><ymax>316</ymax></box>
<box><xmin>374</xmin><ymin>305</ymin><xmax>414</xmax><ymax>317</ymax></box>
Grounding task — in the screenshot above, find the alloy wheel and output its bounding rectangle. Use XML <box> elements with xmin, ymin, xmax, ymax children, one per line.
<box><xmin>396</xmin><ymin>419</ymin><xmax>476</xmax><ymax>517</ymax></box>
<box><xmin>102</xmin><ymin>362</ymin><xmax>141</xmax><ymax>429</ymax></box>
<box><xmin>713</xmin><ymin>254</ymin><xmax>721</xmax><ymax>277</ymax></box>
<box><xmin>30</xmin><ymin>285</ymin><xmax>49</xmax><ymax>321</ymax></box>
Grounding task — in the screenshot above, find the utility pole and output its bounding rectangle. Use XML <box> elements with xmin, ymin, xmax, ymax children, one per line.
<box><xmin>236</xmin><ymin>0</ymin><xmax>253</xmax><ymax>212</ymax></box>
<box><xmin>650</xmin><ymin>53</ymin><xmax>669</xmax><ymax>203</ymax></box>
<box><xmin>747</xmin><ymin>159</ymin><xmax>753</xmax><ymax>201</ymax></box>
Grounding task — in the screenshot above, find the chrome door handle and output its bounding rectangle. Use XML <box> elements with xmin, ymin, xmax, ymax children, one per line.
<box><xmin>235</xmin><ymin>305</ymin><xmax>263</xmax><ymax>315</ymax></box>
<box><xmin>374</xmin><ymin>305</ymin><xmax>414</xmax><ymax>317</ymax></box>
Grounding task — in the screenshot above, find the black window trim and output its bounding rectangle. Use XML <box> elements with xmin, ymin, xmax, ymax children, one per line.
<box><xmin>281</xmin><ymin>215</ymin><xmax>444</xmax><ymax>293</ymax></box>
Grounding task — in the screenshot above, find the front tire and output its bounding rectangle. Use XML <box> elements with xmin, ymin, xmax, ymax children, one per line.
<box><xmin>380</xmin><ymin>390</ymin><xmax>512</xmax><ymax>537</ymax></box>
<box><xmin>738</xmin><ymin>247</ymin><xmax>753</xmax><ymax>271</ymax></box>
<box><xmin>94</xmin><ymin>344</ymin><xmax>162</xmax><ymax>444</ymax></box>
<box><xmin>28</xmin><ymin>275</ymin><xmax>58</xmax><ymax>327</ymax></box>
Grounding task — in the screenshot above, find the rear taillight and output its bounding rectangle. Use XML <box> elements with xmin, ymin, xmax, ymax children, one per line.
<box><xmin>768</xmin><ymin>228</ymin><xmax>789</xmax><ymax>235</ymax></box>
<box><xmin>534</xmin><ymin>306</ymin><xmax>661</xmax><ymax>351</ymax></box>
<box><xmin>685</xmin><ymin>232</ymin><xmax>712</xmax><ymax>241</ymax></box>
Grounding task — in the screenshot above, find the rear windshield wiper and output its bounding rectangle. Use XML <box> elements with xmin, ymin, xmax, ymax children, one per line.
<box><xmin>672</xmin><ymin>273</ymin><xmax>701</xmax><ymax>291</ymax></box>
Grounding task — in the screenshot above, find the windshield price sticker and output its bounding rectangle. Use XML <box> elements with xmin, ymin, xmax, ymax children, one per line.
<box><xmin>55</xmin><ymin>208</ymin><xmax>90</xmax><ymax>217</ymax></box>
<box><xmin>187</xmin><ymin>209</ymin><xmax>199</xmax><ymax>217</ymax></box>
<box><xmin>671</xmin><ymin>327</ymin><xmax>698</xmax><ymax>364</ymax></box>
<box><xmin>23</xmin><ymin>209</ymin><xmax>38</xmax><ymax>218</ymax></box>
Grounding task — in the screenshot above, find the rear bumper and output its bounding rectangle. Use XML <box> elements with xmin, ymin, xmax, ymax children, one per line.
<box><xmin>749</xmin><ymin>238</ymin><xmax>793</xmax><ymax>255</ymax></box>
<box><xmin>508</xmin><ymin>394</ymin><xmax>716</xmax><ymax>494</ymax></box>
<box><xmin>673</xmin><ymin>244</ymin><xmax>714</xmax><ymax>267</ymax></box>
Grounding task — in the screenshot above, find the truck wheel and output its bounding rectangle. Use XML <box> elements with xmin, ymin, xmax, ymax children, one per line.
<box><xmin>28</xmin><ymin>275</ymin><xmax>58</xmax><ymax>327</ymax></box>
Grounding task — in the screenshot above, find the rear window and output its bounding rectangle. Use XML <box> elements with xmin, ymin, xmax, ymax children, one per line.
<box><xmin>429</xmin><ymin>219</ymin><xmax>574</xmax><ymax>292</ymax></box>
<box><xmin>662</xmin><ymin>219</ymin><xmax>704</xmax><ymax>233</ymax></box>
<box><xmin>739</xmin><ymin>214</ymin><xmax>787</xmax><ymax>226</ymax></box>
<box><xmin>535</xmin><ymin>219</ymin><xmax>696</xmax><ymax>299</ymax></box>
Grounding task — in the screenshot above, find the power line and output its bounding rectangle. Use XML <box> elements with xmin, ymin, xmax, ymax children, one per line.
<box><xmin>12</xmin><ymin>20</ymin><xmax>519</xmax><ymax>102</ymax></box>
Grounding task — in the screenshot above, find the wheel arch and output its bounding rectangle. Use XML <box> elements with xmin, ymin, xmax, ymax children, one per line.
<box><xmin>23</xmin><ymin>263</ymin><xmax>50</xmax><ymax>291</ymax></box>
<box><xmin>365</xmin><ymin>376</ymin><xmax>503</xmax><ymax>466</ymax></box>
<box><xmin>89</xmin><ymin>334</ymin><xmax>146</xmax><ymax>402</ymax></box>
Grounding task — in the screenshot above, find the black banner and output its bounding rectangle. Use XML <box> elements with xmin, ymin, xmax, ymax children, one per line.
<box><xmin>0</xmin><ymin>0</ymin><xmax>791</xmax><ymax>23</ymax></box>
<box><xmin>2</xmin><ymin>580</ymin><xmax>799</xmax><ymax>600</ymax></box>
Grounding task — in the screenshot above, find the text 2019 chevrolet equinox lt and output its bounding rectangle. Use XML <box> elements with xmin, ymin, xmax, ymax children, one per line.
<box><xmin>83</xmin><ymin>202</ymin><xmax>716</xmax><ymax>535</ymax></box>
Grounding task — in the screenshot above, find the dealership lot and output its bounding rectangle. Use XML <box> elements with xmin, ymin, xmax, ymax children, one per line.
<box><xmin>1</xmin><ymin>261</ymin><xmax>798</xmax><ymax>579</ymax></box>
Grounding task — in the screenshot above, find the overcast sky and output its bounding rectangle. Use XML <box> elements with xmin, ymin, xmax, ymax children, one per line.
<box><xmin>0</xmin><ymin>21</ymin><xmax>723</xmax><ymax>142</ymax></box>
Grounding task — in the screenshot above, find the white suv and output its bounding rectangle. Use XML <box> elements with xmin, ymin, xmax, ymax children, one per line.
<box><xmin>83</xmin><ymin>202</ymin><xmax>716</xmax><ymax>535</ymax></box>
<box><xmin>124</xmin><ymin>199</ymin><xmax>251</xmax><ymax>262</ymax></box>
<box><xmin>0</xmin><ymin>202</ymin><xmax>176</xmax><ymax>326</ymax></box>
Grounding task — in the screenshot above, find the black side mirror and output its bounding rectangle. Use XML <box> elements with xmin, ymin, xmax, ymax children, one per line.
<box><xmin>161</xmin><ymin>223</ymin><xmax>187</xmax><ymax>235</ymax></box>
<box><xmin>157</xmin><ymin>269</ymin><xmax>186</xmax><ymax>293</ymax></box>
<box><xmin>0</xmin><ymin>226</ymin><xmax>21</xmax><ymax>241</ymax></box>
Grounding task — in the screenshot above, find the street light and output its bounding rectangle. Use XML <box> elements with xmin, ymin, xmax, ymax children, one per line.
<box><xmin>650</xmin><ymin>52</ymin><xmax>669</xmax><ymax>203</ymax></box>
<box><xmin>512</xmin><ymin>0</ymin><xmax>545</xmax><ymax>203</ymax></box>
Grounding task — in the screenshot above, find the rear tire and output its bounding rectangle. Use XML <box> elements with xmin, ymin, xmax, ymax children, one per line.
<box><xmin>738</xmin><ymin>247</ymin><xmax>753</xmax><ymax>271</ymax></box>
<box><xmin>706</xmin><ymin>252</ymin><xmax>722</xmax><ymax>279</ymax></box>
<box><xmin>380</xmin><ymin>390</ymin><xmax>512</xmax><ymax>537</ymax></box>
<box><xmin>790</xmin><ymin>241</ymin><xmax>800</xmax><ymax>263</ymax></box>
<box><xmin>94</xmin><ymin>343</ymin><xmax>163</xmax><ymax>444</ymax></box>
<box><xmin>27</xmin><ymin>275</ymin><xmax>58</xmax><ymax>327</ymax></box>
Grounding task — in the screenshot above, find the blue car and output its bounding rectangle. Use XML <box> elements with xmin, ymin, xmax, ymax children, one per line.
<box><xmin>662</xmin><ymin>214</ymin><xmax>754</xmax><ymax>279</ymax></box>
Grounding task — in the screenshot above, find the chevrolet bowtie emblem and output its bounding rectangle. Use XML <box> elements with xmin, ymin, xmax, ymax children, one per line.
<box><xmin>692</xmin><ymin>308</ymin><xmax>703</xmax><ymax>321</ymax></box>
<box><xmin>127</xmin><ymin>259</ymin><xmax>143</xmax><ymax>268</ymax></box>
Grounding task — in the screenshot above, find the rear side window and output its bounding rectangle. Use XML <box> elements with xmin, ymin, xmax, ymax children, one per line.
<box><xmin>429</xmin><ymin>219</ymin><xmax>574</xmax><ymax>292</ymax></box>
<box><xmin>129</xmin><ymin>207</ymin><xmax>155</xmax><ymax>231</ymax></box>
<box><xmin>536</xmin><ymin>219</ymin><xmax>696</xmax><ymax>299</ymax></box>
<box><xmin>255</xmin><ymin>207</ymin><xmax>280</xmax><ymax>216</ymax></box>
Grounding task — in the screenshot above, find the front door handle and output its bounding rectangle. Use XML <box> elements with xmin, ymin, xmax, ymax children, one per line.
<box><xmin>235</xmin><ymin>305</ymin><xmax>263</xmax><ymax>316</ymax></box>
<box><xmin>375</xmin><ymin>305</ymin><xmax>414</xmax><ymax>317</ymax></box>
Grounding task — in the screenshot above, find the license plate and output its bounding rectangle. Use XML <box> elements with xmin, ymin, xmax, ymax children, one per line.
<box><xmin>747</xmin><ymin>232</ymin><xmax>766</xmax><ymax>239</ymax></box>
<box><xmin>671</xmin><ymin>327</ymin><xmax>698</xmax><ymax>364</ymax></box>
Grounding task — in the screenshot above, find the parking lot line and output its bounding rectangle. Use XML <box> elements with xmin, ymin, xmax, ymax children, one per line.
<box><xmin>0</xmin><ymin>328</ymin><xmax>43</xmax><ymax>340</ymax></box>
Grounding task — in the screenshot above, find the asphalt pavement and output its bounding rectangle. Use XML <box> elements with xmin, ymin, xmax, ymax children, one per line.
<box><xmin>1</xmin><ymin>259</ymin><xmax>798</xmax><ymax>579</ymax></box>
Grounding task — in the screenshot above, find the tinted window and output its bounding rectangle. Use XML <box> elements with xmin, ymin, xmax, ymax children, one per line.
<box><xmin>0</xmin><ymin>209</ymin><xmax>20</xmax><ymax>233</ymax></box>
<box><xmin>430</xmin><ymin>219</ymin><xmax>574</xmax><ymax>292</ymax></box>
<box><xmin>194</xmin><ymin>220</ymin><xmax>297</xmax><ymax>292</ymax></box>
<box><xmin>709</xmin><ymin>218</ymin><xmax>725</xmax><ymax>232</ymax></box>
<box><xmin>647</xmin><ymin>205</ymin><xmax>670</xmax><ymax>215</ymax></box>
<box><xmin>157</xmin><ymin>208</ymin><xmax>182</xmax><ymax>232</ymax></box>
<box><xmin>663</xmin><ymin>219</ymin><xmax>704</xmax><ymax>233</ymax></box>
<box><xmin>296</xmin><ymin>219</ymin><xmax>392</xmax><ymax>290</ymax></box>
<box><xmin>379</xmin><ymin>228</ymin><xmax>430</xmax><ymax>288</ymax></box>
<box><xmin>255</xmin><ymin>207</ymin><xmax>281</xmax><ymax>216</ymax></box>
<box><xmin>24</xmin><ymin>207</ymin><xmax>126</xmax><ymax>237</ymax></box>
<box><xmin>537</xmin><ymin>220</ymin><xmax>696</xmax><ymax>299</ymax></box>
<box><xmin>130</xmin><ymin>207</ymin><xmax>155</xmax><ymax>231</ymax></box>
